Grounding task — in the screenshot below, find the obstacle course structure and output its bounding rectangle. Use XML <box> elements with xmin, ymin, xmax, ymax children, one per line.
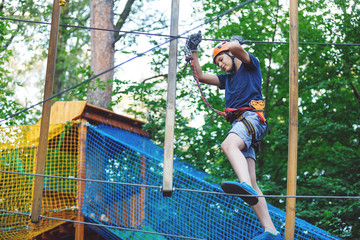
<box><xmin>0</xmin><ymin>101</ymin><xmax>341</xmax><ymax>240</ymax></box>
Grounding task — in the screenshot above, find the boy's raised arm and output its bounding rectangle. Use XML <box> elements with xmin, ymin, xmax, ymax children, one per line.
<box><xmin>228</xmin><ymin>36</ymin><xmax>252</xmax><ymax>64</ymax></box>
<box><xmin>186</xmin><ymin>31</ymin><xmax>221</xmax><ymax>87</ymax></box>
<box><xmin>191</xmin><ymin>52</ymin><xmax>221</xmax><ymax>87</ymax></box>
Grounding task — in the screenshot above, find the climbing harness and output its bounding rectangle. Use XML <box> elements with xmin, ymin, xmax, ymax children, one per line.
<box><xmin>238</xmin><ymin>116</ymin><xmax>256</xmax><ymax>136</ymax></box>
<box><xmin>225</xmin><ymin>100</ymin><xmax>266</xmax><ymax>124</ymax></box>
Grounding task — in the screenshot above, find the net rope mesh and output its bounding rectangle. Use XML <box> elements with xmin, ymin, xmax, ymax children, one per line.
<box><xmin>82</xmin><ymin>124</ymin><xmax>341</xmax><ymax>240</ymax></box>
<box><xmin>0</xmin><ymin>121</ymin><xmax>78</xmax><ymax>240</ymax></box>
<box><xmin>0</xmin><ymin>120</ymin><xmax>341</xmax><ymax>240</ymax></box>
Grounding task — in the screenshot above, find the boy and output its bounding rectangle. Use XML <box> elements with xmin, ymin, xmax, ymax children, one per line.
<box><xmin>186</xmin><ymin>31</ymin><xmax>282</xmax><ymax>240</ymax></box>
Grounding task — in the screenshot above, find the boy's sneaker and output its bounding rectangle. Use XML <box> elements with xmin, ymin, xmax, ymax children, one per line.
<box><xmin>252</xmin><ymin>231</ymin><xmax>282</xmax><ymax>240</ymax></box>
<box><xmin>220</xmin><ymin>181</ymin><xmax>258</xmax><ymax>205</ymax></box>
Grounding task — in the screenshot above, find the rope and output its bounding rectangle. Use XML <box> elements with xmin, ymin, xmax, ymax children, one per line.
<box><xmin>185</xmin><ymin>56</ymin><xmax>226</xmax><ymax>117</ymax></box>
<box><xmin>249</xmin><ymin>40</ymin><xmax>360</xmax><ymax>46</ymax></box>
<box><xmin>1</xmin><ymin>170</ymin><xmax>359</xmax><ymax>200</ymax></box>
<box><xmin>2</xmin><ymin>16</ymin><xmax>360</xmax><ymax>46</ymax></box>
<box><xmin>1</xmin><ymin>0</ymin><xmax>257</xmax><ymax>42</ymax></box>
<box><xmin>176</xmin><ymin>187</ymin><xmax>360</xmax><ymax>200</ymax></box>
<box><xmin>0</xmin><ymin>16</ymin><xmax>176</xmax><ymax>39</ymax></box>
<box><xmin>0</xmin><ymin>209</ymin><xmax>205</xmax><ymax>240</ymax></box>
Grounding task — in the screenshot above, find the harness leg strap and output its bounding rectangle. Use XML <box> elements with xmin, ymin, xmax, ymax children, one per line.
<box><xmin>238</xmin><ymin>116</ymin><xmax>256</xmax><ymax>142</ymax></box>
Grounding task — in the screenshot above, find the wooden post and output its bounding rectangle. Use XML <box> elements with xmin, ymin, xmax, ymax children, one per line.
<box><xmin>139</xmin><ymin>155</ymin><xmax>146</xmax><ymax>223</ymax></box>
<box><xmin>31</xmin><ymin>0</ymin><xmax>61</xmax><ymax>223</ymax></box>
<box><xmin>75</xmin><ymin>120</ymin><xmax>87</xmax><ymax>240</ymax></box>
<box><xmin>285</xmin><ymin>0</ymin><xmax>299</xmax><ymax>238</ymax></box>
<box><xmin>162</xmin><ymin>0</ymin><xmax>179</xmax><ymax>197</ymax></box>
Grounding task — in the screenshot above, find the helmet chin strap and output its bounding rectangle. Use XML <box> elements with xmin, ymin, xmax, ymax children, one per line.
<box><xmin>224</xmin><ymin>52</ymin><xmax>237</xmax><ymax>73</ymax></box>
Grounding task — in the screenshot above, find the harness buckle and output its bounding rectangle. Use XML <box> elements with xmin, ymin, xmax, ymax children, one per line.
<box><xmin>249</xmin><ymin>100</ymin><xmax>266</xmax><ymax>123</ymax></box>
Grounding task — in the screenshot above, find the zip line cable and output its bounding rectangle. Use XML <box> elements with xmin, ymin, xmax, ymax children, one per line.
<box><xmin>0</xmin><ymin>208</ymin><xmax>341</xmax><ymax>240</ymax></box>
<box><xmin>1</xmin><ymin>170</ymin><xmax>359</xmax><ymax>200</ymax></box>
<box><xmin>1</xmin><ymin>16</ymin><xmax>360</xmax><ymax>46</ymax></box>
<box><xmin>0</xmin><ymin>0</ymin><xmax>257</xmax><ymax>124</ymax></box>
<box><xmin>0</xmin><ymin>210</ymin><xmax>204</xmax><ymax>240</ymax></box>
<box><xmin>0</xmin><ymin>16</ymin><xmax>175</xmax><ymax>39</ymax></box>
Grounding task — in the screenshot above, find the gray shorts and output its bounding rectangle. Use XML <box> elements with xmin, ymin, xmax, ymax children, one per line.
<box><xmin>228</xmin><ymin>111</ymin><xmax>268</xmax><ymax>161</ymax></box>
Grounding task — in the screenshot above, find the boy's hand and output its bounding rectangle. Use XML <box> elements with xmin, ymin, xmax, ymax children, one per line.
<box><xmin>186</xmin><ymin>31</ymin><xmax>202</xmax><ymax>52</ymax></box>
<box><xmin>230</xmin><ymin>35</ymin><xmax>250</xmax><ymax>45</ymax></box>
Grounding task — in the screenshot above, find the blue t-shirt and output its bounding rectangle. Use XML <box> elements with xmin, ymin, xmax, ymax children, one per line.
<box><xmin>218</xmin><ymin>53</ymin><xmax>263</xmax><ymax>109</ymax></box>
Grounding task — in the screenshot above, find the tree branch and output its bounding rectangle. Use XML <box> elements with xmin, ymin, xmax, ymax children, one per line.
<box><xmin>116</xmin><ymin>74</ymin><xmax>168</xmax><ymax>94</ymax></box>
<box><xmin>113</xmin><ymin>0</ymin><xmax>136</xmax><ymax>43</ymax></box>
<box><xmin>349</xmin><ymin>81</ymin><xmax>360</xmax><ymax>104</ymax></box>
<box><xmin>142</xmin><ymin>74</ymin><xmax>168</xmax><ymax>83</ymax></box>
<box><xmin>1</xmin><ymin>26</ymin><xmax>19</xmax><ymax>51</ymax></box>
<box><xmin>264</xmin><ymin>0</ymin><xmax>281</xmax><ymax>105</ymax></box>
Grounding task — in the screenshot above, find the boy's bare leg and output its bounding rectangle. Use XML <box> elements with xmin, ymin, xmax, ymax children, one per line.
<box><xmin>221</xmin><ymin>133</ymin><xmax>251</xmax><ymax>185</ymax></box>
<box><xmin>222</xmin><ymin>133</ymin><xmax>276</xmax><ymax>230</ymax></box>
<box><xmin>247</xmin><ymin>157</ymin><xmax>277</xmax><ymax>230</ymax></box>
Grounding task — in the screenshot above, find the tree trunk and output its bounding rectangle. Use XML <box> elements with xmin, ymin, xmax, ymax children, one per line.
<box><xmin>88</xmin><ymin>0</ymin><xmax>114</xmax><ymax>109</ymax></box>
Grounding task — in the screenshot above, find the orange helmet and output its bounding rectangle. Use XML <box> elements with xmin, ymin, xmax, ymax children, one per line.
<box><xmin>212</xmin><ymin>41</ymin><xmax>230</xmax><ymax>63</ymax></box>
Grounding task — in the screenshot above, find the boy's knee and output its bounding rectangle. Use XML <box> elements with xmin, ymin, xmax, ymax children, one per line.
<box><xmin>221</xmin><ymin>141</ymin><xmax>228</xmax><ymax>152</ymax></box>
<box><xmin>221</xmin><ymin>139</ymin><xmax>233</xmax><ymax>153</ymax></box>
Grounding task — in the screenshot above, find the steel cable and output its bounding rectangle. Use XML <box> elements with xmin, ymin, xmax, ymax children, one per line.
<box><xmin>0</xmin><ymin>209</ymin><xmax>205</xmax><ymax>240</ymax></box>
<box><xmin>1</xmin><ymin>170</ymin><xmax>359</xmax><ymax>200</ymax></box>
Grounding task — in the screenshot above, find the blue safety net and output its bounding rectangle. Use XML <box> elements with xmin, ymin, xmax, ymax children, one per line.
<box><xmin>82</xmin><ymin>124</ymin><xmax>341</xmax><ymax>240</ymax></box>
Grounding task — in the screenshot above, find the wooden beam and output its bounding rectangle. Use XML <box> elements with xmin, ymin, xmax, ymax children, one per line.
<box><xmin>139</xmin><ymin>155</ymin><xmax>146</xmax><ymax>223</ymax></box>
<box><xmin>285</xmin><ymin>0</ymin><xmax>299</xmax><ymax>238</ymax></box>
<box><xmin>162</xmin><ymin>0</ymin><xmax>179</xmax><ymax>197</ymax></box>
<box><xmin>31</xmin><ymin>0</ymin><xmax>61</xmax><ymax>223</ymax></box>
<box><xmin>82</xmin><ymin>111</ymin><xmax>149</xmax><ymax>137</ymax></box>
<box><xmin>75</xmin><ymin>120</ymin><xmax>87</xmax><ymax>240</ymax></box>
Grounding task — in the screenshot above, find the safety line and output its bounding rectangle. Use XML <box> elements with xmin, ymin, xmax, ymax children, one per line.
<box><xmin>0</xmin><ymin>16</ymin><xmax>175</xmax><ymax>39</ymax></box>
<box><xmin>249</xmin><ymin>40</ymin><xmax>360</xmax><ymax>46</ymax></box>
<box><xmin>175</xmin><ymin>187</ymin><xmax>360</xmax><ymax>200</ymax></box>
<box><xmin>1</xmin><ymin>0</ymin><xmax>257</xmax><ymax>42</ymax></box>
<box><xmin>0</xmin><ymin>0</ymin><xmax>257</xmax><ymax>124</ymax></box>
<box><xmin>1</xmin><ymin>170</ymin><xmax>359</xmax><ymax>200</ymax></box>
<box><xmin>3</xmin><ymin>1</ymin><xmax>259</xmax><ymax>41</ymax></box>
<box><xmin>2</xmin><ymin>16</ymin><xmax>360</xmax><ymax>46</ymax></box>
<box><xmin>0</xmin><ymin>209</ymin><xmax>205</xmax><ymax>240</ymax></box>
<box><xmin>186</xmin><ymin>56</ymin><xmax>226</xmax><ymax>117</ymax></box>
<box><xmin>0</xmin><ymin>170</ymin><xmax>161</xmax><ymax>190</ymax></box>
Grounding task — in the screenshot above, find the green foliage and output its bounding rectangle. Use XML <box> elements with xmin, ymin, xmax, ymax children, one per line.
<box><xmin>51</xmin><ymin>1</ymin><xmax>91</xmax><ymax>101</ymax></box>
<box><xmin>0</xmin><ymin>14</ymin><xmax>34</xmax><ymax>126</ymax></box>
<box><xmin>1</xmin><ymin>0</ymin><xmax>91</xmax><ymax>124</ymax></box>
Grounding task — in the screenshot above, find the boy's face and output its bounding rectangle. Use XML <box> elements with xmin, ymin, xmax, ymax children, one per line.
<box><xmin>215</xmin><ymin>52</ymin><xmax>233</xmax><ymax>72</ymax></box>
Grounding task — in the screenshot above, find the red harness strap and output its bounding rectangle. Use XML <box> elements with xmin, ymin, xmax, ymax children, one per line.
<box><xmin>225</xmin><ymin>107</ymin><xmax>266</xmax><ymax>123</ymax></box>
<box><xmin>225</xmin><ymin>107</ymin><xmax>252</xmax><ymax>114</ymax></box>
<box><xmin>187</xmin><ymin>56</ymin><xmax>226</xmax><ymax>117</ymax></box>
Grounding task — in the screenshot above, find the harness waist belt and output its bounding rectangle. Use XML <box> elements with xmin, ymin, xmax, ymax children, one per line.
<box><xmin>224</xmin><ymin>100</ymin><xmax>266</xmax><ymax>124</ymax></box>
